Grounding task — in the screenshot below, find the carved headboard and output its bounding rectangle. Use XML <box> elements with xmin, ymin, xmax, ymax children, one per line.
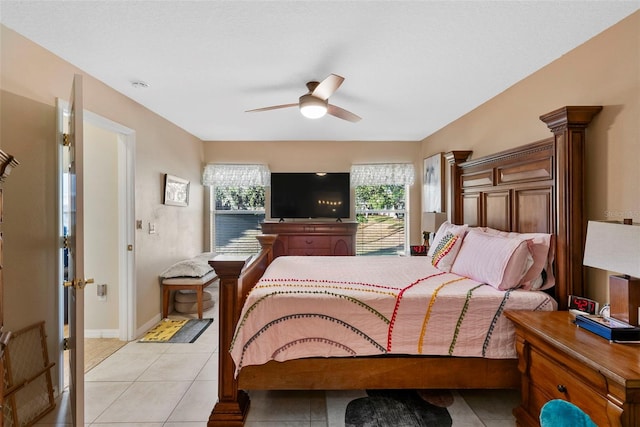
<box><xmin>446</xmin><ymin>106</ymin><xmax>602</xmax><ymax>309</ymax></box>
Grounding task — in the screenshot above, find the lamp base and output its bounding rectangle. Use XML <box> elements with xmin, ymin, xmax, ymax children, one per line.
<box><xmin>609</xmin><ymin>275</ymin><xmax>640</xmax><ymax>326</ymax></box>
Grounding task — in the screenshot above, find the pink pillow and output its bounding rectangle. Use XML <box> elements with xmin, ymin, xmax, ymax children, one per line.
<box><xmin>451</xmin><ymin>230</ymin><xmax>533</xmax><ymax>290</ymax></box>
<box><xmin>483</xmin><ymin>228</ymin><xmax>555</xmax><ymax>290</ymax></box>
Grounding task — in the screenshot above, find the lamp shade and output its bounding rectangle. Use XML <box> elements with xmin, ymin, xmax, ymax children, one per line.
<box><xmin>422</xmin><ymin>212</ymin><xmax>447</xmax><ymax>233</ymax></box>
<box><xmin>583</xmin><ymin>220</ymin><xmax>640</xmax><ymax>278</ymax></box>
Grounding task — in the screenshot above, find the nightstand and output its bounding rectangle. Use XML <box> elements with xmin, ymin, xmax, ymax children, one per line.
<box><xmin>504</xmin><ymin>310</ymin><xmax>640</xmax><ymax>427</ymax></box>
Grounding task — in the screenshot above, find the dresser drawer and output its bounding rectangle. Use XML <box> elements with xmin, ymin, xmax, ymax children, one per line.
<box><xmin>288</xmin><ymin>248</ymin><xmax>332</xmax><ymax>256</ymax></box>
<box><xmin>529</xmin><ymin>348</ymin><xmax>611</xmax><ymax>426</ymax></box>
<box><xmin>288</xmin><ymin>236</ymin><xmax>331</xmax><ymax>248</ymax></box>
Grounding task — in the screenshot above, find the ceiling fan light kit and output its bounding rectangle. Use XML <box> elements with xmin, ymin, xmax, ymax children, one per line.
<box><xmin>246</xmin><ymin>73</ymin><xmax>361</xmax><ymax>123</ymax></box>
<box><xmin>299</xmin><ymin>94</ymin><xmax>328</xmax><ymax>119</ymax></box>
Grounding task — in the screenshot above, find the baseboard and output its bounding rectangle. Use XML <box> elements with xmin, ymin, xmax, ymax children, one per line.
<box><xmin>137</xmin><ymin>313</ymin><xmax>162</xmax><ymax>339</ymax></box>
<box><xmin>84</xmin><ymin>329</ymin><xmax>120</xmax><ymax>339</ymax></box>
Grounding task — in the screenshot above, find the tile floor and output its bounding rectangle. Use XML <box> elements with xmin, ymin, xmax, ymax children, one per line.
<box><xmin>35</xmin><ymin>290</ymin><xmax>519</xmax><ymax>426</ymax></box>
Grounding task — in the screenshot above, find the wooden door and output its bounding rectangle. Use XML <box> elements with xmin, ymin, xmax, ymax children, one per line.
<box><xmin>63</xmin><ymin>74</ymin><xmax>91</xmax><ymax>425</ymax></box>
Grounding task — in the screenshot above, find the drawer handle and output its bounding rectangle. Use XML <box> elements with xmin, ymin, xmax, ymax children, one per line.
<box><xmin>305</xmin><ymin>240</ymin><xmax>313</xmax><ymax>244</ymax></box>
<box><xmin>557</xmin><ymin>385</ymin><xmax>567</xmax><ymax>393</ymax></box>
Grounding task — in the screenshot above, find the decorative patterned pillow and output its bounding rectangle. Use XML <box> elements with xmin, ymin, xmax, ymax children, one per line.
<box><xmin>430</xmin><ymin>232</ymin><xmax>464</xmax><ymax>272</ymax></box>
<box><xmin>427</xmin><ymin>221</ymin><xmax>468</xmax><ymax>258</ymax></box>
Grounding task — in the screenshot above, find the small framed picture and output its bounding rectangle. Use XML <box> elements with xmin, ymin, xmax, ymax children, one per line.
<box><xmin>423</xmin><ymin>153</ymin><xmax>444</xmax><ymax>213</ymax></box>
<box><xmin>163</xmin><ymin>174</ymin><xmax>190</xmax><ymax>207</ymax></box>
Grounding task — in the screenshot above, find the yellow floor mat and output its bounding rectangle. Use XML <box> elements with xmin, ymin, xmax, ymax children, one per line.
<box><xmin>139</xmin><ymin>319</ymin><xmax>189</xmax><ymax>342</ymax></box>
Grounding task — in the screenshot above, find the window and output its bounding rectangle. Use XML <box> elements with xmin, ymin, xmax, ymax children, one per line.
<box><xmin>351</xmin><ymin>164</ymin><xmax>415</xmax><ymax>256</ymax></box>
<box><xmin>203</xmin><ymin>164</ymin><xmax>269</xmax><ymax>254</ymax></box>
<box><xmin>211</xmin><ymin>186</ymin><xmax>265</xmax><ymax>254</ymax></box>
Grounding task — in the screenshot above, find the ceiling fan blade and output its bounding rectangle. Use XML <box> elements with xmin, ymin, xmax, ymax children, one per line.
<box><xmin>327</xmin><ymin>104</ymin><xmax>361</xmax><ymax>122</ymax></box>
<box><xmin>245</xmin><ymin>103</ymin><xmax>298</xmax><ymax>113</ymax></box>
<box><xmin>312</xmin><ymin>74</ymin><xmax>345</xmax><ymax>100</ymax></box>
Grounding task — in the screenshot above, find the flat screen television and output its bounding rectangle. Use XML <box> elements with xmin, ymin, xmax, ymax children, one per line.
<box><xmin>270</xmin><ymin>172</ymin><xmax>350</xmax><ymax>220</ymax></box>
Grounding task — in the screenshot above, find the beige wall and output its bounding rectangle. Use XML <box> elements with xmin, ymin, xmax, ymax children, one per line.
<box><xmin>84</xmin><ymin>122</ymin><xmax>120</xmax><ymax>333</ymax></box>
<box><xmin>420</xmin><ymin>11</ymin><xmax>640</xmax><ymax>305</ymax></box>
<box><xmin>1</xmin><ymin>25</ymin><xmax>205</xmax><ymax>387</ymax></box>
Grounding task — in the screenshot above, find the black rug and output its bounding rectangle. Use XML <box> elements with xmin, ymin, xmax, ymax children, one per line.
<box><xmin>326</xmin><ymin>389</ymin><xmax>482</xmax><ymax>427</ymax></box>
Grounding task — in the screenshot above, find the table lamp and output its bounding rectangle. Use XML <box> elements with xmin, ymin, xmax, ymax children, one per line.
<box><xmin>583</xmin><ymin>219</ymin><xmax>640</xmax><ymax>325</ymax></box>
<box><xmin>422</xmin><ymin>212</ymin><xmax>447</xmax><ymax>247</ymax></box>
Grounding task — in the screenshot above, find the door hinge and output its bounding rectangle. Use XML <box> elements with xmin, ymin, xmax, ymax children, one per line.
<box><xmin>63</xmin><ymin>337</ymin><xmax>70</xmax><ymax>351</ymax></box>
<box><xmin>62</xmin><ymin>235</ymin><xmax>70</xmax><ymax>250</ymax></box>
<box><xmin>62</xmin><ymin>133</ymin><xmax>70</xmax><ymax>146</ymax></box>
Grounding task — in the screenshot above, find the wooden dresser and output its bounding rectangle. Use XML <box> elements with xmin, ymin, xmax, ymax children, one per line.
<box><xmin>504</xmin><ymin>310</ymin><xmax>640</xmax><ymax>427</ymax></box>
<box><xmin>261</xmin><ymin>221</ymin><xmax>357</xmax><ymax>257</ymax></box>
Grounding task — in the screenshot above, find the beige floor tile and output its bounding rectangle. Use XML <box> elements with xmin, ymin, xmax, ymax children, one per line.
<box><xmin>84</xmin><ymin>352</ymin><xmax>161</xmax><ymax>382</ymax></box>
<box><xmin>195</xmin><ymin>352</ymin><xmax>218</xmax><ymax>381</ymax></box>
<box><xmin>90</xmin><ymin>423</ymin><xmax>164</xmax><ymax>426</ymax></box>
<box><xmin>246</xmin><ymin>390</ymin><xmax>316</xmax><ymax>423</ymax></box>
<box><xmin>163</xmin><ymin>423</ymin><xmax>207</xmax><ymax>426</ymax></box>
<box><xmin>117</xmin><ymin>340</ymin><xmax>172</xmax><ymax>354</ymax></box>
<box><xmin>246</xmin><ymin>423</ymin><xmax>316</xmax><ymax>427</ymax></box>
<box><xmin>33</xmin><ymin>390</ymin><xmax>72</xmax><ymax>426</ymax></box>
<box><xmin>85</xmin><ymin>381</ymin><xmax>132</xmax><ymax>423</ymax></box>
<box><xmin>166</xmin><ymin>380</ymin><xmax>218</xmax><ymax>422</ymax></box>
<box><xmin>137</xmin><ymin>352</ymin><xmax>211</xmax><ymax>381</ymax></box>
<box><xmin>93</xmin><ymin>381</ymin><xmax>191</xmax><ymax>423</ymax></box>
<box><xmin>460</xmin><ymin>388</ymin><xmax>519</xmax><ymax>425</ymax></box>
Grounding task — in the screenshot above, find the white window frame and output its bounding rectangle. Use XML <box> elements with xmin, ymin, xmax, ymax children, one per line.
<box><xmin>351</xmin><ymin>163</ymin><xmax>415</xmax><ymax>256</ymax></box>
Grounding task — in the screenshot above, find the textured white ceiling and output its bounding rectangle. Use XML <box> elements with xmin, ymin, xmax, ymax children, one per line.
<box><xmin>1</xmin><ymin>1</ymin><xmax>638</xmax><ymax>141</ymax></box>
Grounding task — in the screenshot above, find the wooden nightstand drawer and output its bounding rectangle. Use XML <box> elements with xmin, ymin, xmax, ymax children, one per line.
<box><xmin>288</xmin><ymin>236</ymin><xmax>331</xmax><ymax>248</ymax></box>
<box><xmin>529</xmin><ymin>348</ymin><xmax>610</xmax><ymax>425</ymax></box>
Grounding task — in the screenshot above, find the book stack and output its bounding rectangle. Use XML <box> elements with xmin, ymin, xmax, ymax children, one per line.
<box><xmin>575</xmin><ymin>314</ymin><xmax>640</xmax><ymax>342</ymax></box>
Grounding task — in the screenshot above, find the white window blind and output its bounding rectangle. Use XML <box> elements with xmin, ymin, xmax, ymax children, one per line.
<box><xmin>350</xmin><ymin>163</ymin><xmax>415</xmax><ymax>186</ymax></box>
<box><xmin>202</xmin><ymin>164</ymin><xmax>270</xmax><ymax>187</ymax></box>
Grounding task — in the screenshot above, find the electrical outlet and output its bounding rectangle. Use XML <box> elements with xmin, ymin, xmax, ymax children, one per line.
<box><xmin>97</xmin><ymin>284</ymin><xmax>107</xmax><ymax>301</ymax></box>
<box><xmin>136</xmin><ymin>220</ymin><xmax>143</xmax><ymax>229</ymax></box>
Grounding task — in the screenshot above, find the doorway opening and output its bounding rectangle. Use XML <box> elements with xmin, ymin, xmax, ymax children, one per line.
<box><xmin>56</xmin><ymin>103</ymin><xmax>136</xmax><ymax>392</ymax></box>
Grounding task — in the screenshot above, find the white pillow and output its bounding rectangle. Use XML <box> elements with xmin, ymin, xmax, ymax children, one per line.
<box><xmin>451</xmin><ymin>230</ymin><xmax>533</xmax><ymax>290</ymax></box>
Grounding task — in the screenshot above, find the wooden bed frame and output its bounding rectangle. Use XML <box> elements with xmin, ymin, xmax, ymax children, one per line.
<box><xmin>208</xmin><ymin>106</ymin><xmax>602</xmax><ymax>426</ymax></box>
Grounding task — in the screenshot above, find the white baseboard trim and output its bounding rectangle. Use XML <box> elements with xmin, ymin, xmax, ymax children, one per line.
<box><xmin>136</xmin><ymin>313</ymin><xmax>161</xmax><ymax>339</ymax></box>
<box><xmin>84</xmin><ymin>329</ymin><xmax>120</xmax><ymax>339</ymax></box>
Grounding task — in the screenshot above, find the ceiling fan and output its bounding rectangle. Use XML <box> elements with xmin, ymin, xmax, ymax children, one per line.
<box><xmin>246</xmin><ymin>74</ymin><xmax>361</xmax><ymax>122</ymax></box>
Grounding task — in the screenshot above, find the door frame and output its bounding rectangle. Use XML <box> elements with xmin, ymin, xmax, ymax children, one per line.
<box><xmin>56</xmin><ymin>100</ymin><xmax>136</xmax><ymax>392</ymax></box>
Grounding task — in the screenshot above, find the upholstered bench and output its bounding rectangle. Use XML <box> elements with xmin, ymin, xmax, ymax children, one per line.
<box><xmin>160</xmin><ymin>253</ymin><xmax>218</xmax><ymax>319</ymax></box>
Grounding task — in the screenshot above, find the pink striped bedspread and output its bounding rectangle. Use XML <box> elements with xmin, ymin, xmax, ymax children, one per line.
<box><xmin>230</xmin><ymin>256</ymin><xmax>556</xmax><ymax>374</ymax></box>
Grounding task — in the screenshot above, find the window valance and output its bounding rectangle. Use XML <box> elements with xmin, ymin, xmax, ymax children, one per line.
<box><xmin>350</xmin><ymin>163</ymin><xmax>415</xmax><ymax>186</ymax></box>
<box><xmin>202</xmin><ymin>164</ymin><xmax>270</xmax><ymax>187</ymax></box>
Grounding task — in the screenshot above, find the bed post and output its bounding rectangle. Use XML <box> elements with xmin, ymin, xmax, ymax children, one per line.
<box><xmin>445</xmin><ymin>150</ymin><xmax>473</xmax><ymax>225</ymax></box>
<box><xmin>539</xmin><ymin>106</ymin><xmax>602</xmax><ymax>309</ymax></box>
<box><xmin>208</xmin><ymin>256</ymin><xmax>251</xmax><ymax>427</ymax></box>
<box><xmin>208</xmin><ymin>234</ymin><xmax>276</xmax><ymax>427</ymax></box>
